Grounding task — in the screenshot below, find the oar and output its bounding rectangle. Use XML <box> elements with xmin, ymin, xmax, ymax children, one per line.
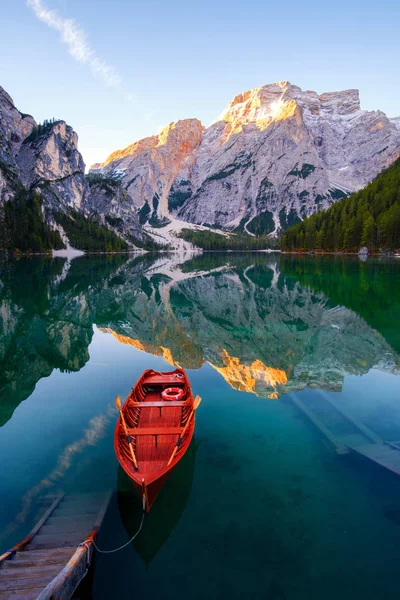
<box><xmin>167</xmin><ymin>395</ymin><xmax>201</xmax><ymax>466</ymax></box>
<box><xmin>116</xmin><ymin>395</ymin><xmax>138</xmax><ymax>470</ymax></box>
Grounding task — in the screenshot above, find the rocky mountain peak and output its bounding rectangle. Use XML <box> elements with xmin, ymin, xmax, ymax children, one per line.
<box><xmin>156</xmin><ymin>118</ymin><xmax>204</xmax><ymax>147</ymax></box>
<box><xmin>92</xmin><ymin>118</ymin><xmax>204</xmax><ymax>172</ymax></box>
<box><xmin>91</xmin><ymin>117</ymin><xmax>205</xmax><ymax>219</ymax></box>
<box><xmin>87</xmin><ymin>81</ymin><xmax>400</xmax><ymax>235</ymax></box>
<box><xmin>216</xmin><ymin>81</ymin><xmax>300</xmax><ymax>136</ymax></box>
<box><xmin>217</xmin><ymin>82</ymin><xmax>362</xmax><ymax>133</ymax></box>
<box><xmin>319</xmin><ymin>89</ymin><xmax>360</xmax><ymax>115</ymax></box>
<box><xmin>16</xmin><ymin>119</ymin><xmax>86</xmax><ymax>210</ymax></box>
<box><xmin>175</xmin><ymin>83</ymin><xmax>400</xmax><ymax>231</ymax></box>
<box><xmin>0</xmin><ymin>86</ymin><xmax>36</xmax><ymax>162</ymax></box>
<box><xmin>391</xmin><ymin>117</ymin><xmax>400</xmax><ymax>130</ymax></box>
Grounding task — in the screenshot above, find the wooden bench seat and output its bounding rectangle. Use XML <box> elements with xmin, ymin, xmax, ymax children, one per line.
<box><xmin>126</xmin><ymin>427</ymin><xmax>182</xmax><ymax>436</ymax></box>
<box><xmin>143</xmin><ymin>374</ymin><xmax>185</xmax><ymax>385</ymax></box>
<box><xmin>130</xmin><ymin>401</ymin><xmax>190</xmax><ymax>408</ymax></box>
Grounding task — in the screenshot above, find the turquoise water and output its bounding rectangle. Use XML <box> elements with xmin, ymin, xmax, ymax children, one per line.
<box><xmin>1</xmin><ymin>254</ymin><xmax>400</xmax><ymax>598</ymax></box>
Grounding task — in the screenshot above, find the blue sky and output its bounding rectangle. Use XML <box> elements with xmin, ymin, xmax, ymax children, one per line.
<box><xmin>1</xmin><ymin>0</ymin><xmax>399</xmax><ymax>168</ymax></box>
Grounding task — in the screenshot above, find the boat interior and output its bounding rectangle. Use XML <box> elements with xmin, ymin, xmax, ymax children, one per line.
<box><xmin>118</xmin><ymin>371</ymin><xmax>194</xmax><ymax>476</ymax></box>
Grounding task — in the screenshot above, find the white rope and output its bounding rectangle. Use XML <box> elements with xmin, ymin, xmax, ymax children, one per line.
<box><xmin>80</xmin><ymin>497</ymin><xmax>145</xmax><ymax>555</ymax></box>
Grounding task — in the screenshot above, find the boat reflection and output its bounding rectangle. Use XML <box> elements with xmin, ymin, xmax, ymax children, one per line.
<box><xmin>117</xmin><ymin>438</ymin><xmax>197</xmax><ymax>566</ymax></box>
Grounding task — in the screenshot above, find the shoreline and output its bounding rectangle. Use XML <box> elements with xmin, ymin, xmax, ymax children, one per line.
<box><xmin>281</xmin><ymin>250</ymin><xmax>400</xmax><ymax>258</ymax></box>
<box><xmin>2</xmin><ymin>248</ymin><xmax>399</xmax><ymax>259</ymax></box>
<box><xmin>0</xmin><ymin>248</ymin><xmax>280</xmax><ymax>258</ymax></box>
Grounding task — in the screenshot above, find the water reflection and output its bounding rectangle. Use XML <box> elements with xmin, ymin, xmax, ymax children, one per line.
<box><xmin>2</xmin><ymin>253</ymin><xmax>400</xmax><ymax>598</ymax></box>
<box><xmin>1</xmin><ymin>253</ymin><xmax>399</xmax><ymax>428</ymax></box>
<box><xmin>117</xmin><ymin>439</ymin><xmax>198</xmax><ymax>565</ymax></box>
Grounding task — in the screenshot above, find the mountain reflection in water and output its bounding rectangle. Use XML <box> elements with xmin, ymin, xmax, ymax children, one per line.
<box><xmin>0</xmin><ymin>253</ymin><xmax>399</xmax><ymax>428</ymax></box>
<box><xmin>2</xmin><ymin>253</ymin><xmax>400</xmax><ymax>599</ymax></box>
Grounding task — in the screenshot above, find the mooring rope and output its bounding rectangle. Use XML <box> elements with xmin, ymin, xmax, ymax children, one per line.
<box><xmin>79</xmin><ymin>495</ymin><xmax>146</xmax><ymax>555</ymax></box>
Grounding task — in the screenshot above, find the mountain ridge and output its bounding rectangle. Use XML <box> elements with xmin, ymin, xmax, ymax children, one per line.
<box><xmin>0</xmin><ymin>85</ymin><xmax>146</xmax><ymax>251</ymax></box>
<box><xmin>91</xmin><ymin>81</ymin><xmax>400</xmax><ymax>235</ymax></box>
<box><xmin>1</xmin><ymin>80</ymin><xmax>400</xmax><ymax>251</ymax></box>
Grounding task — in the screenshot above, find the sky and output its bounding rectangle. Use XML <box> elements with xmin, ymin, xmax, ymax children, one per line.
<box><xmin>1</xmin><ymin>0</ymin><xmax>399</xmax><ymax>169</ymax></box>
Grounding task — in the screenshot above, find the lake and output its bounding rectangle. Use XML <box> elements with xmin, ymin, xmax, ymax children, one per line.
<box><xmin>1</xmin><ymin>252</ymin><xmax>400</xmax><ymax>599</ymax></box>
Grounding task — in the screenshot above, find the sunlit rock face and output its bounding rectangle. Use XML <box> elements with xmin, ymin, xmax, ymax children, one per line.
<box><xmin>0</xmin><ymin>85</ymin><xmax>86</xmax><ymax>211</ymax></box>
<box><xmin>90</xmin><ymin>82</ymin><xmax>400</xmax><ymax>232</ymax></box>
<box><xmin>0</xmin><ymin>85</ymin><xmax>143</xmax><ymax>246</ymax></box>
<box><xmin>0</xmin><ymin>86</ymin><xmax>35</xmax><ymax>203</ymax></box>
<box><xmin>176</xmin><ymin>82</ymin><xmax>400</xmax><ymax>231</ymax></box>
<box><xmin>91</xmin><ymin>119</ymin><xmax>205</xmax><ymax>220</ymax></box>
<box><xmin>17</xmin><ymin>121</ymin><xmax>86</xmax><ymax>211</ymax></box>
<box><xmin>210</xmin><ymin>350</ymin><xmax>287</xmax><ymax>399</ymax></box>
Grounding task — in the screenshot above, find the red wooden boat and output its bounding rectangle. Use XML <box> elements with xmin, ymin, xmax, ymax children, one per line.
<box><xmin>114</xmin><ymin>368</ymin><xmax>200</xmax><ymax>512</ymax></box>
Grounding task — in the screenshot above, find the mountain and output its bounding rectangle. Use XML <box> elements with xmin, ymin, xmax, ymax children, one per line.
<box><xmin>0</xmin><ymin>86</ymin><xmax>143</xmax><ymax>252</ymax></box>
<box><xmin>92</xmin><ymin>82</ymin><xmax>400</xmax><ymax>234</ymax></box>
<box><xmin>0</xmin><ymin>86</ymin><xmax>85</xmax><ymax>211</ymax></box>
<box><xmin>2</xmin><ymin>80</ymin><xmax>399</xmax><ymax>251</ymax></box>
<box><xmin>91</xmin><ymin>119</ymin><xmax>204</xmax><ymax>225</ymax></box>
<box><xmin>391</xmin><ymin>117</ymin><xmax>400</xmax><ymax>130</ymax></box>
<box><xmin>281</xmin><ymin>157</ymin><xmax>400</xmax><ymax>252</ymax></box>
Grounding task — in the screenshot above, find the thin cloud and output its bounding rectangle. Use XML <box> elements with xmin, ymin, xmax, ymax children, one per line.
<box><xmin>26</xmin><ymin>0</ymin><xmax>121</xmax><ymax>88</ymax></box>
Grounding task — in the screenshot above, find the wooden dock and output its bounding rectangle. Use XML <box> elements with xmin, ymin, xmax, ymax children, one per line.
<box><xmin>291</xmin><ymin>390</ymin><xmax>400</xmax><ymax>475</ymax></box>
<box><xmin>0</xmin><ymin>492</ymin><xmax>111</xmax><ymax>600</ymax></box>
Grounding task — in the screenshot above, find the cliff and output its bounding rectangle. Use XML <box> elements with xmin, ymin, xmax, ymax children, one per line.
<box><xmin>92</xmin><ymin>82</ymin><xmax>400</xmax><ymax>235</ymax></box>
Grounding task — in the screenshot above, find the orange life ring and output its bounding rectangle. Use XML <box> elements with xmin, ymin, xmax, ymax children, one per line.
<box><xmin>161</xmin><ymin>387</ymin><xmax>184</xmax><ymax>401</ymax></box>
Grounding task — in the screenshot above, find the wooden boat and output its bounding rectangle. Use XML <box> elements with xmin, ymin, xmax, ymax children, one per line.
<box><xmin>114</xmin><ymin>368</ymin><xmax>200</xmax><ymax>512</ymax></box>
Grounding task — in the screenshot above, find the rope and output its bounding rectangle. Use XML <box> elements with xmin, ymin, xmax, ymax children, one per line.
<box><xmin>153</xmin><ymin>371</ymin><xmax>184</xmax><ymax>379</ymax></box>
<box><xmin>79</xmin><ymin>495</ymin><xmax>146</xmax><ymax>555</ymax></box>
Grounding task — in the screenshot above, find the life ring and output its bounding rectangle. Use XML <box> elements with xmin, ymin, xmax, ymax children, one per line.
<box><xmin>161</xmin><ymin>387</ymin><xmax>184</xmax><ymax>401</ymax></box>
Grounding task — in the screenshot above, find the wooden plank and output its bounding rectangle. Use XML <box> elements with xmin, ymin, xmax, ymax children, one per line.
<box><xmin>0</xmin><ymin>587</ymin><xmax>44</xmax><ymax>599</ymax></box>
<box><xmin>59</xmin><ymin>493</ymin><xmax>106</xmax><ymax>501</ymax></box>
<box><xmin>126</xmin><ymin>426</ymin><xmax>182</xmax><ymax>435</ymax></box>
<box><xmin>0</xmin><ymin>564</ymin><xmax>61</xmax><ymax>580</ymax></box>
<box><xmin>131</xmin><ymin>401</ymin><xmax>190</xmax><ymax>407</ymax></box>
<box><xmin>40</xmin><ymin>519</ymin><xmax>94</xmax><ymax>536</ymax></box>
<box><xmin>0</xmin><ymin>575</ymin><xmax>59</xmax><ymax>592</ymax></box>
<box><xmin>51</xmin><ymin>507</ymin><xmax>98</xmax><ymax>517</ymax></box>
<box><xmin>36</xmin><ymin>541</ymin><xmax>94</xmax><ymax>600</ymax></box>
<box><xmin>386</xmin><ymin>441</ymin><xmax>400</xmax><ymax>451</ymax></box>
<box><xmin>43</xmin><ymin>514</ymin><xmax>97</xmax><ymax>529</ymax></box>
<box><xmin>291</xmin><ymin>393</ymin><xmax>348</xmax><ymax>453</ymax></box>
<box><xmin>3</xmin><ymin>554</ymin><xmax>72</xmax><ymax>569</ymax></box>
<box><xmin>55</xmin><ymin>495</ymin><xmax>105</xmax><ymax>508</ymax></box>
<box><xmin>0</xmin><ymin>492</ymin><xmax>112</xmax><ymax>600</ymax></box>
<box><xmin>0</xmin><ymin>494</ymin><xmax>64</xmax><ymax>564</ymax></box>
<box><xmin>337</xmin><ymin>433</ymin><xmax>371</xmax><ymax>448</ymax></box>
<box><xmin>27</xmin><ymin>533</ymin><xmax>88</xmax><ymax>551</ymax></box>
<box><xmin>320</xmin><ymin>392</ymin><xmax>383</xmax><ymax>445</ymax></box>
<box><xmin>36</xmin><ymin>492</ymin><xmax>112</xmax><ymax>600</ymax></box>
<box><xmin>18</xmin><ymin>548</ymin><xmax>75</xmax><ymax>560</ymax></box>
<box><xmin>144</xmin><ymin>374</ymin><xmax>184</xmax><ymax>384</ymax></box>
<box><xmin>92</xmin><ymin>491</ymin><xmax>112</xmax><ymax>533</ymax></box>
<box><xmin>351</xmin><ymin>444</ymin><xmax>400</xmax><ymax>476</ymax></box>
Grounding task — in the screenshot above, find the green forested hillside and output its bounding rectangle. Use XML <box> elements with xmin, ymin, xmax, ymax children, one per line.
<box><xmin>281</xmin><ymin>158</ymin><xmax>400</xmax><ymax>252</ymax></box>
<box><xmin>0</xmin><ymin>185</ymin><xmax>130</xmax><ymax>253</ymax></box>
<box><xmin>179</xmin><ymin>229</ymin><xmax>279</xmax><ymax>250</ymax></box>
<box><xmin>55</xmin><ymin>210</ymin><xmax>129</xmax><ymax>252</ymax></box>
<box><xmin>0</xmin><ymin>186</ymin><xmax>64</xmax><ymax>252</ymax></box>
